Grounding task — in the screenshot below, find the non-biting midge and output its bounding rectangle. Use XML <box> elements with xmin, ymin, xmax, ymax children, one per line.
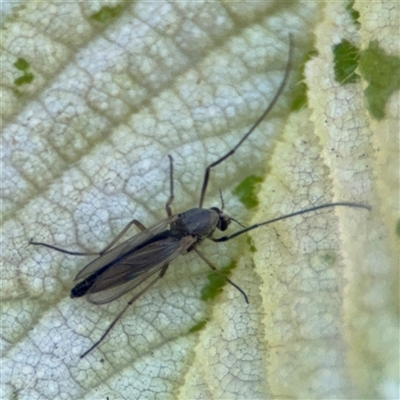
<box><xmin>30</xmin><ymin>35</ymin><xmax>370</xmax><ymax>358</ymax></box>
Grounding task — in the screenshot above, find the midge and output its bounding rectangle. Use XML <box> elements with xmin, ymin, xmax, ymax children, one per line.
<box><xmin>30</xmin><ymin>36</ymin><xmax>370</xmax><ymax>358</ymax></box>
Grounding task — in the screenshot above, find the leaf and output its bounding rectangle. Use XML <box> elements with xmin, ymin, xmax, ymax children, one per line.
<box><xmin>2</xmin><ymin>2</ymin><xmax>397</xmax><ymax>399</ymax></box>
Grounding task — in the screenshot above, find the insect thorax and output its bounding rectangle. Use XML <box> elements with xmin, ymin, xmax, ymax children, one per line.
<box><xmin>171</xmin><ymin>208</ymin><xmax>220</xmax><ymax>240</ymax></box>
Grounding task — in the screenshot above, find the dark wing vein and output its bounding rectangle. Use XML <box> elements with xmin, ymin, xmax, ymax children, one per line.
<box><xmin>86</xmin><ymin>235</ymin><xmax>196</xmax><ymax>304</ymax></box>
<box><xmin>74</xmin><ymin>216</ymin><xmax>177</xmax><ymax>281</ymax></box>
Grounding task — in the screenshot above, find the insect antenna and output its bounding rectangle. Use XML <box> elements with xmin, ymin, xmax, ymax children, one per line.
<box><xmin>230</xmin><ymin>217</ymin><xmax>246</xmax><ymax>229</ymax></box>
<box><xmin>218</xmin><ymin>189</ymin><xmax>246</xmax><ymax>228</ymax></box>
<box><xmin>218</xmin><ymin>189</ymin><xmax>225</xmax><ymax>211</ymax></box>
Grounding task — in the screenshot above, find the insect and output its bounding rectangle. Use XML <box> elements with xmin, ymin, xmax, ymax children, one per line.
<box><xmin>29</xmin><ymin>36</ymin><xmax>370</xmax><ymax>358</ymax></box>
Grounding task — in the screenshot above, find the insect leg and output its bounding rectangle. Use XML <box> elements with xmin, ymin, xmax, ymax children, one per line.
<box><xmin>211</xmin><ymin>202</ymin><xmax>371</xmax><ymax>243</ymax></box>
<box><xmin>29</xmin><ymin>239</ymin><xmax>99</xmax><ymax>256</ymax></box>
<box><xmin>194</xmin><ymin>248</ymin><xmax>249</xmax><ymax>304</ymax></box>
<box><xmin>99</xmin><ymin>219</ymin><xmax>147</xmax><ymax>254</ymax></box>
<box><xmin>29</xmin><ymin>219</ymin><xmax>148</xmax><ymax>256</ymax></box>
<box><xmin>165</xmin><ymin>155</ymin><xmax>175</xmax><ymax>217</ymax></box>
<box><xmin>198</xmin><ymin>35</ymin><xmax>294</xmax><ymax>208</ymax></box>
<box><xmin>80</xmin><ymin>262</ymin><xmax>170</xmax><ymax>358</ymax></box>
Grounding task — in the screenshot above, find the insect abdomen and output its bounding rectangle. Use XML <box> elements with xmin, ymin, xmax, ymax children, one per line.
<box><xmin>70</xmin><ymin>274</ymin><xmax>100</xmax><ymax>298</ymax></box>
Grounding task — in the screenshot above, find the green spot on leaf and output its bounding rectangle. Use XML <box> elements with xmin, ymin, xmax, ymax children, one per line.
<box><xmin>188</xmin><ymin>319</ymin><xmax>208</xmax><ymax>333</ymax></box>
<box><xmin>246</xmin><ymin>236</ymin><xmax>257</xmax><ymax>253</ymax></box>
<box><xmin>322</xmin><ymin>252</ymin><xmax>336</xmax><ymax>265</ymax></box>
<box><xmin>14</xmin><ymin>57</ymin><xmax>30</xmax><ymax>71</ymax></box>
<box><xmin>358</xmin><ymin>41</ymin><xmax>400</xmax><ymax>120</ymax></box>
<box><xmin>13</xmin><ymin>58</ymin><xmax>34</xmax><ymax>87</ymax></box>
<box><xmin>290</xmin><ymin>49</ymin><xmax>318</xmax><ymax>111</ymax></box>
<box><xmin>396</xmin><ymin>220</ymin><xmax>400</xmax><ymax>237</ymax></box>
<box><xmin>91</xmin><ymin>5</ymin><xmax>123</xmax><ymax>23</ymax></box>
<box><xmin>233</xmin><ymin>175</ymin><xmax>264</xmax><ymax>209</ymax></box>
<box><xmin>14</xmin><ymin>73</ymin><xmax>34</xmax><ymax>86</ymax></box>
<box><xmin>201</xmin><ymin>261</ymin><xmax>237</xmax><ymax>302</ymax></box>
<box><xmin>345</xmin><ymin>0</ymin><xmax>360</xmax><ymax>26</ymax></box>
<box><xmin>333</xmin><ymin>39</ymin><xmax>360</xmax><ymax>84</ymax></box>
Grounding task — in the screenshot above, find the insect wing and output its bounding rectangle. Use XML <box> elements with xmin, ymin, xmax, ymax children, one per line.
<box><xmin>87</xmin><ymin>264</ymin><xmax>164</xmax><ymax>304</ymax></box>
<box><xmin>87</xmin><ymin>235</ymin><xmax>196</xmax><ymax>304</ymax></box>
<box><xmin>74</xmin><ymin>216</ymin><xmax>177</xmax><ymax>282</ymax></box>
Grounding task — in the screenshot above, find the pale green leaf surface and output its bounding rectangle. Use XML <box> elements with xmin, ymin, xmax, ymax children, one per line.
<box><xmin>249</xmin><ymin>1</ymin><xmax>398</xmax><ymax>399</ymax></box>
<box><xmin>1</xmin><ymin>2</ymin><xmax>398</xmax><ymax>400</ymax></box>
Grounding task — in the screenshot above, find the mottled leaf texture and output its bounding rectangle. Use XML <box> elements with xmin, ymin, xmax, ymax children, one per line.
<box><xmin>1</xmin><ymin>2</ymin><xmax>398</xmax><ymax>399</ymax></box>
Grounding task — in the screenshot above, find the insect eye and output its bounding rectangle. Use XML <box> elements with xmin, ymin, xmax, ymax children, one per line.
<box><xmin>218</xmin><ymin>215</ymin><xmax>231</xmax><ymax>231</ymax></box>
